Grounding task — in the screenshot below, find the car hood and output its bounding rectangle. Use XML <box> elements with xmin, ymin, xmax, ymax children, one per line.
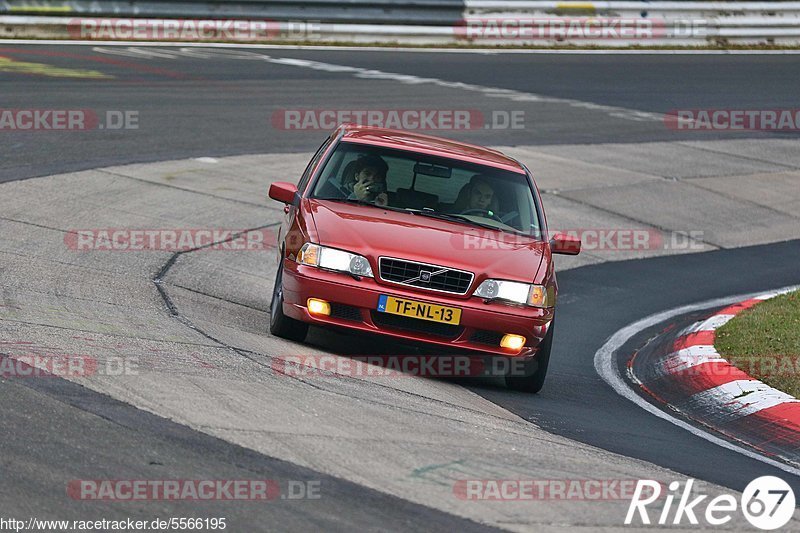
<box><xmin>308</xmin><ymin>199</ymin><xmax>545</xmax><ymax>283</ymax></box>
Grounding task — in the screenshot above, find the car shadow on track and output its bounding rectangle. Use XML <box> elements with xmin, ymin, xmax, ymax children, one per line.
<box><xmin>295</xmin><ymin>324</ymin><xmax>510</xmax><ymax>391</ymax></box>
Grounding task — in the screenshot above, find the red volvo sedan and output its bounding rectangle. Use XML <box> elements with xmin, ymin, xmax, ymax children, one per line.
<box><xmin>268</xmin><ymin>124</ymin><xmax>580</xmax><ymax>392</ymax></box>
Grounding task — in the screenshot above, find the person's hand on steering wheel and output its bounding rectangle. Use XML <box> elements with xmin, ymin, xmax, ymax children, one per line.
<box><xmin>459</xmin><ymin>208</ymin><xmax>503</xmax><ymax>222</ymax></box>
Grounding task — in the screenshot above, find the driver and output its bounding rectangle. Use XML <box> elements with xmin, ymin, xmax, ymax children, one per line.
<box><xmin>453</xmin><ymin>174</ymin><xmax>497</xmax><ymax>214</ymax></box>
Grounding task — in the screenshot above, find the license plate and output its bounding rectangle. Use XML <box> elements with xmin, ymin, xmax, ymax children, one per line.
<box><xmin>377</xmin><ymin>295</ymin><xmax>461</xmax><ymax>325</ymax></box>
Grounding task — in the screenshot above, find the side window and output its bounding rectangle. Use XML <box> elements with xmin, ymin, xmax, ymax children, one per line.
<box><xmin>297</xmin><ymin>136</ymin><xmax>333</xmax><ymax>194</ymax></box>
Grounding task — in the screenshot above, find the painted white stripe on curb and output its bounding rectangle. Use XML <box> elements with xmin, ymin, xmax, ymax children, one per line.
<box><xmin>595</xmin><ymin>284</ymin><xmax>800</xmax><ymax>477</ymax></box>
<box><xmin>685</xmin><ymin>379</ymin><xmax>800</xmax><ymax>424</ymax></box>
<box><xmin>662</xmin><ymin>345</ymin><xmax>725</xmax><ymax>373</ymax></box>
<box><xmin>680</xmin><ymin>313</ymin><xmax>735</xmax><ymax>335</ymax></box>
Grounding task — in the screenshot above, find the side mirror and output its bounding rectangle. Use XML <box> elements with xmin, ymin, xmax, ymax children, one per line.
<box><xmin>550</xmin><ymin>233</ymin><xmax>581</xmax><ymax>255</ymax></box>
<box><xmin>269</xmin><ymin>182</ymin><xmax>298</xmax><ymax>205</ymax></box>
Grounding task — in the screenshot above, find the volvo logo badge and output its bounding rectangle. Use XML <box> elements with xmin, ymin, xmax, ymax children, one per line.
<box><xmin>419</xmin><ymin>270</ymin><xmax>432</xmax><ymax>283</ymax></box>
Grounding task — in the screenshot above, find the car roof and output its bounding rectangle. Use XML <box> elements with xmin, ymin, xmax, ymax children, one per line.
<box><xmin>337</xmin><ymin>124</ymin><xmax>526</xmax><ymax>174</ymax></box>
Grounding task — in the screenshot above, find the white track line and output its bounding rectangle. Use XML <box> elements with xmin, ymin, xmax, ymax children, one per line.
<box><xmin>85</xmin><ymin>45</ymin><xmax>664</xmax><ymax>122</ymax></box>
<box><xmin>594</xmin><ymin>284</ymin><xmax>800</xmax><ymax>477</ymax></box>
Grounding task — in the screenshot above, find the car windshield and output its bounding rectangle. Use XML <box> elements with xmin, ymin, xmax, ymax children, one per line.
<box><xmin>310</xmin><ymin>141</ymin><xmax>542</xmax><ymax>238</ymax></box>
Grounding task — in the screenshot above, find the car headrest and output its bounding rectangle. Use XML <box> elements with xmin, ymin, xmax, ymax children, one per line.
<box><xmin>341</xmin><ymin>160</ymin><xmax>359</xmax><ymax>189</ymax></box>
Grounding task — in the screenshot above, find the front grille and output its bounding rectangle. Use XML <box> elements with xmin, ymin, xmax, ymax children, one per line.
<box><xmin>379</xmin><ymin>257</ymin><xmax>473</xmax><ymax>295</ymax></box>
<box><xmin>371</xmin><ymin>311</ymin><xmax>463</xmax><ymax>339</ymax></box>
<box><xmin>330</xmin><ymin>303</ymin><xmax>362</xmax><ymax>322</ymax></box>
<box><xmin>470</xmin><ymin>330</ymin><xmax>504</xmax><ymax>346</ymax></box>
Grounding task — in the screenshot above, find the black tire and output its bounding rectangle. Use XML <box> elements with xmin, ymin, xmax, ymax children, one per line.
<box><xmin>269</xmin><ymin>257</ymin><xmax>309</xmax><ymax>343</ymax></box>
<box><xmin>504</xmin><ymin>319</ymin><xmax>554</xmax><ymax>394</ymax></box>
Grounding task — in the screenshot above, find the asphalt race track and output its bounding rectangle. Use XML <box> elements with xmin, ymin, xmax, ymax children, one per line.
<box><xmin>1</xmin><ymin>44</ymin><xmax>800</xmax><ymax>530</ymax></box>
<box><xmin>2</xmin><ymin>45</ymin><xmax>800</xmax><ymax>182</ymax></box>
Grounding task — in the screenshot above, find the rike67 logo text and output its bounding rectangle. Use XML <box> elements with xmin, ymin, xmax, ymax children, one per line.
<box><xmin>626</xmin><ymin>477</ymin><xmax>795</xmax><ymax>530</ymax></box>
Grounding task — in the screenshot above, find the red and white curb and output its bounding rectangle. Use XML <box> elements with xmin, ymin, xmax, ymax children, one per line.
<box><xmin>595</xmin><ymin>285</ymin><xmax>800</xmax><ymax>476</ymax></box>
<box><xmin>648</xmin><ymin>289</ymin><xmax>800</xmax><ymax>435</ymax></box>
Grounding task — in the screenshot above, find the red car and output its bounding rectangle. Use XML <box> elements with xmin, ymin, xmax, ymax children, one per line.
<box><xmin>268</xmin><ymin>125</ymin><xmax>580</xmax><ymax>392</ymax></box>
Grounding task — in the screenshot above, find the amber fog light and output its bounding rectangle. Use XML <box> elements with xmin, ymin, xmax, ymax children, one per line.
<box><xmin>307</xmin><ymin>298</ymin><xmax>331</xmax><ymax>316</ymax></box>
<box><xmin>500</xmin><ymin>334</ymin><xmax>526</xmax><ymax>351</ymax></box>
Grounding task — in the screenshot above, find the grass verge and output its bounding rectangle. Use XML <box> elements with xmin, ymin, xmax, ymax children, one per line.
<box><xmin>715</xmin><ymin>290</ymin><xmax>800</xmax><ymax>398</ymax></box>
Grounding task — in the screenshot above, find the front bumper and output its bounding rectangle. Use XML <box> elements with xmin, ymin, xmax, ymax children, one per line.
<box><xmin>281</xmin><ymin>259</ymin><xmax>554</xmax><ymax>357</ymax></box>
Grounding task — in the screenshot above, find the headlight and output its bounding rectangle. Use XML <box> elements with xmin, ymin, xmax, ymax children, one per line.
<box><xmin>474</xmin><ymin>279</ymin><xmax>554</xmax><ymax>308</ymax></box>
<box><xmin>297</xmin><ymin>243</ymin><xmax>373</xmax><ymax>278</ymax></box>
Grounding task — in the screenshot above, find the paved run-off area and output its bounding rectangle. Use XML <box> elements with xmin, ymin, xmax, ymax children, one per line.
<box><xmin>1</xmin><ymin>137</ymin><xmax>799</xmax><ymax>529</ymax></box>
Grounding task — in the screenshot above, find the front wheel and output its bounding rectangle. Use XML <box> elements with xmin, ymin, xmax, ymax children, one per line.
<box><xmin>504</xmin><ymin>319</ymin><xmax>554</xmax><ymax>394</ymax></box>
<box><xmin>269</xmin><ymin>258</ymin><xmax>309</xmax><ymax>343</ymax></box>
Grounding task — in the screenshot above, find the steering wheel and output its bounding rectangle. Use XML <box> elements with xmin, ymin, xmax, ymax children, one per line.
<box><xmin>459</xmin><ymin>208</ymin><xmax>504</xmax><ymax>223</ymax></box>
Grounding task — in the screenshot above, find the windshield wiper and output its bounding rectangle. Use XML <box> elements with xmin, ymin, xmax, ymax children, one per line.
<box><xmin>315</xmin><ymin>197</ymin><xmax>369</xmax><ymax>205</ymax></box>
<box><xmin>406</xmin><ymin>209</ymin><xmax>525</xmax><ymax>235</ymax></box>
<box><xmin>314</xmin><ymin>197</ymin><xmax>407</xmax><ymax>212</ymax></box>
